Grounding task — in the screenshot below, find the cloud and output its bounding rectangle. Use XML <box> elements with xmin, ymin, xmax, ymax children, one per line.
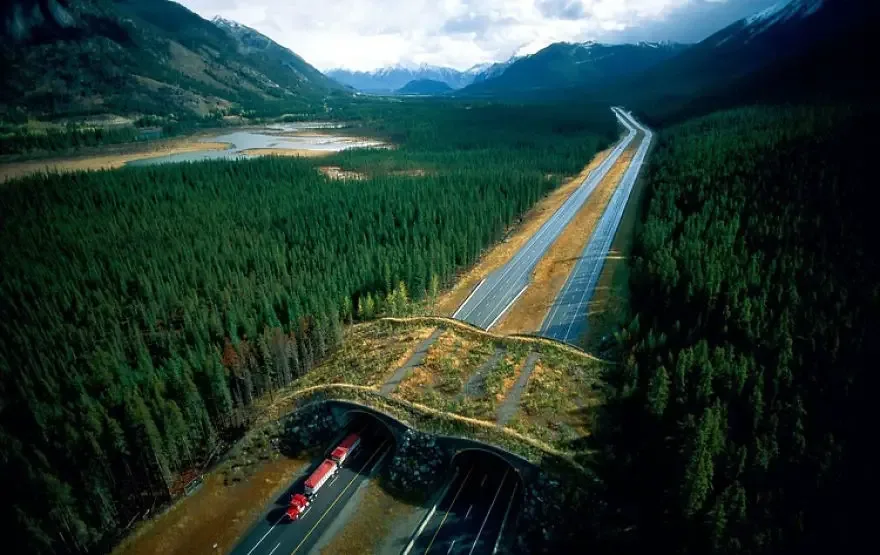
<box><xmin>537</xmin><ymin>0</ymin><xmax>585</xmax><ymax>20</ymax></box>
<box><xmin>441</xmin><ymin>13</ymin><xmax>517</xmax><ymax>36</ymax></box>
<box><xmin>177</xmin><ymin>0</ymin><xmax>779</xmax><ymax>71</ymax></box>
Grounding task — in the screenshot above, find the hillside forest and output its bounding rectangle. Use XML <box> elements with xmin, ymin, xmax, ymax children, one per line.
<box><xmin>592</xmin><ymin>105</ymin><xmax>875</xmax><ymax>554</ymax></box>
<box><xmin>0</xmin><ymin>101</ymin><xmax>616</xmax><ymax>553</ymax></box>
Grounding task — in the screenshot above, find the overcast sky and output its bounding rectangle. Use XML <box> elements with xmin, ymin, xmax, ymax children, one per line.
<box><xmin>178</xmin><ymin>0</ymin><xmax>780</xmax><ymax>71</ymax></box>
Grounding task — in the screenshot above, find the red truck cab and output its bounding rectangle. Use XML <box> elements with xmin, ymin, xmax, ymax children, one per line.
<box><xmin>286</xmin><ymin>493</ymin><xmax>310</xmax><ymax>521</ymax></box>
<box><xmin>330</xmin><ymin>433</ymin><xmax>361</xmax><ymax>465</ymax></box>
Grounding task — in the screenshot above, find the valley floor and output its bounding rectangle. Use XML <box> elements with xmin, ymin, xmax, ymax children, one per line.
<box><xmin>0</xmin><ymin>136</ymin><xmax>231</xmax><ymax>183</ymax></box>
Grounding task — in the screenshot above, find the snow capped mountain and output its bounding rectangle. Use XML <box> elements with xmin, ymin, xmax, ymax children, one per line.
<box><xmin>746</xmin><ymin>0</ymin><xmax>824</xmax><ymax>27</ymax></box>
<box><xmin>637</xmin><ymin>40</ymin><xmax>680</xmax><ymax>49</ymax></box>
<box><xmin>468</xmin><ymin>56</ymin><xmax>521</xmax><ymax>84</ymax></box>
<box><xmin>211</xmin><ymin>15</ymin><xmax>244</xmax><ymax>30</ymax></box>
<box><xmin>465</xmin><ymin>62</ymin><xmax>494</xmax><ymax>75</ymax></box>
<box><xmin>715</xmin><ymin>0</ymin><xmax>825</xmax><ymax>45</ymax></box>
<box><xmin>327</xmin><ymin>64</ymin><xmax>478</xmax><ymax>93</ymax></box>
<box><xmin>622</xmin><ymin>0</ymin><xmax>875</xmax><ymax>124</ymax></box>
<box><xmin>459</xmin><ymin>41</ymin><xmax>687</xmax><ymax>97</ymax></box>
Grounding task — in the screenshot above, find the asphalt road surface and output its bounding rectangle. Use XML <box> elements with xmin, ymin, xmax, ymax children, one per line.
<box><xmin>540</xmin><ymin>108</ymin><xmax>654</xmax><ymax>344</ymax></box>
<box><xmin>229</xmin><ymin>428</ymin><xmax>391</xmax><ymax>555</ymax></box>
<box><xmin>406</xmin><ymin>454</ymin><xmax>521</xmax><ymax>555</ymax></box>
<box><xmin>453</xmin><ymin>108</ymin><xmax>639</xmax><ymax>330</ymax></box>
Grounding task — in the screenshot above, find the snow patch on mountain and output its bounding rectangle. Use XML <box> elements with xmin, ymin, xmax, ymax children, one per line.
<box><xmin>745</xmin><ymin>0</ymin><xmax>824</xmax><ymax>33</ymax></box>
<box><xmin>714</xmin><ymin>0</ymin><xmax>824</xmax><ymax>46</ymax></box>
<box><xmin>465</xmin><ymin>62</ymin><xmax>494</xmax><ymax>75</ymax></box>
<box><xmin>211</xmin><ymin>16</ymin><xmax>245</xmax><ymax>30</ymax></box>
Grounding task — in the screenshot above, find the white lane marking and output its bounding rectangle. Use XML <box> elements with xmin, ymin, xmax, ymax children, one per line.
<box><xmin>480</xmin><ymin>476</ymin><xmax>487</xmax><ymax>488</ymax></box>
<box><xmin>245</xmin><ymin>513</ymin><xmax>286</xmax><ymax>555</ymax></box>
<box><xmin>268</xmin><ymin>542</ymin><xmax>282</xmax><ymax>555</ymax></box>
<box><xmin>558</xmin><ymin>117</ymin><xmax>652</xmax><ymax>342</ymax></box>
<box><xmin>542</xmin><ymin>109</ymin><xmax>653</xmax><ymax>342</ymax></box>
<box><xmin>477</xmin><ymin>136</ymin><xmax>625</xmax><ymax>325</ymax></box>
<box><xmin>486</xmin><ymin>284</ymin><xmax>528</xmax><ymax>330</ymax></box>
<box><xmin>470</xmin><ymin>469</ymin><xmax>509</xmax><ymax>555</ymax></box>
<box><xmin>459</xmin><ymin>110</ymin><xmax>636</xmax><ymax>325</ymax></box>
<box><xmin>465</xmin><ymin>505</ymin><xmax>473</xmax><ymax>520</ymax></box>
<box><xmin>402</xmin><ymin>468</ymin><xmax>461</xmax><ymax>555</ymax></box>
<box><xmin>474</xmin><ymin>113</ymin><xmax>637</xmax><ymax>328</ymax></box>
<box><xmin>493</xmin><ymin>482</ymin><xmax>519</xmax><ymax>554</ymax></box>
<box><xmin>540</xmin><ymin>114</ymin><xmax>636</xmax><ymax>334</ymax></box>
<box><xmin>290</xmin><ymin>441</ymin><xmax>390</xmax><ymax>555</ymax></box>
<box><xmin>453</xmin><ymin>279</ymin><xmax>486</xmax><ymax>319</ymax></box>
<box><xmin>448</xmin><ymin>539</ymin><xmax>457</xmax><ymax>555</ymax></box>
<box><xmin>423</xmin><ymin>468</ymin><xmax>475</xmax><ymax>554</ymax></box>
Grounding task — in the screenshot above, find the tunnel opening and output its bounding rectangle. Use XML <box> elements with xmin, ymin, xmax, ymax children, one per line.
<box><xmin>338</xmin><ymin>409</ymin><xmax>398</xmax><ymax>447</ymax></box>
<box><xmin>407</xmin><ymin>449</ymin><xmax>524</xmax><ymax>554</ymax></box>
<box><xmin>263</xmin><ymin>409</ymin><xmax>396</xmax><ymax>528</ymax></box>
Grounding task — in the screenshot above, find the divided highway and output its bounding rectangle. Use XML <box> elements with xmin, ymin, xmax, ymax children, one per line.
<box><xmin>405</xmin><ymin>454</ymin><xmax>520</xmax><ymax>555</ymax></box>
<box><xmin>229</xmin><ymin>427</ymin><xmax>391</xmax><ymax>555</ymax></box>
<box><xmin>540</xmin><ymin>108</ymin><xmax>653</xmax><ymax>344</ymax></box>
<box><xmin>453</xmin><ymin>108</ymin><xmax>639</xmax><ymax>330</ymax></box>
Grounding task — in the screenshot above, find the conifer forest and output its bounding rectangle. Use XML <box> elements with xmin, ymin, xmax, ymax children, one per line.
<box><xmin>592</xmin><ymin>105</ymin><xmax>875</xmax><ymax>554</ymax></box>
<box><xmin>0</xmin><ymin>101</ymin><xmax>614</xmax><ymax>552</ymax></box>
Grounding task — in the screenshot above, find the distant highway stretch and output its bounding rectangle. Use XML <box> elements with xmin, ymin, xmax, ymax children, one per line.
<box><xmin>229</xmin><ymin>428</ymin><xmax>390</xmax><ymax>555</ymax></box>
<box><xmin>404</xmin><ymin>454</ymin><xmax>520</xmax><ymax>555</ymax></box>
<box><xmin>540</xmin><ymin>108</ymin><xmax>653</xmax><ymax>344</ymax></box>
<box><xmin>454</xmin><ymin>108</ymin><xmax>639</xmax><ymax>329</ymax></box>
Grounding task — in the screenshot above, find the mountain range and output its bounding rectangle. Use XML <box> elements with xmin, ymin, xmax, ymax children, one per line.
<box><xmin>1</xmin><ymin>0</ymin><xmax>875</xmax><ymax>124</ymax></box>
<box><xmin>326</xmin><ymin>64</ymin><xmax>488</xmax><ymax>94</ymax></box>
<box><xmin>458</xmin><ymin>41</ymin><xmax>688</xmax><ymax>97</ymax></box>
<box><xmin>442</xmin><ymin>0</ymin><xmax>875</xmax><ymax>125</ymax></box>
<box><xmin>615</xmin><ymin>0</ymin><xmax>879</xmax><ymax>124</ymax></box>
<box><xmin>0</xmin><ymin>0</ymin><xmax>346</xmax><ymax>120</ymax></box>
<box><xmin>326</xmin><ymin>41</ymin><xmax>689</xmax><ymax>98</ymax></box>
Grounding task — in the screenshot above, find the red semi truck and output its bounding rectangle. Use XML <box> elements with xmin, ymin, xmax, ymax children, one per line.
<box><xmin>284</xmin><ymin>433</ymin><xmax>364</xmax><ymax>521</ymax></box>
<box><xmin>330</xmin><ymin>433</ymin><xmax>361</xmax><ymax>465</ymax></box>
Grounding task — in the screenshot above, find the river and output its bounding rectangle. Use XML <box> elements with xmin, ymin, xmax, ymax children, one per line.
<box><xmin>128</xmin><ymin>122</ymin><xmax>383</xmax><ymax>166</ymax></box>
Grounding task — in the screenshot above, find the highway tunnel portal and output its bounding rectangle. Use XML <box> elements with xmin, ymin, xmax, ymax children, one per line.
<box><xmin>323</xmin><ymin>399</ymin><xmax>536</xmax><ymax>479</ymax></box>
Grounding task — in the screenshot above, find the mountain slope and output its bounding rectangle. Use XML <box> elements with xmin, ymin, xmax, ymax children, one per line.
<box><xmin>210</xmin><ymin>16</ymin><xmax>345</xmax><ymax>94</ymax></box>
<box><xmin>327</xmin><ymin>65</ymin><xmax>477</xmax><ymax>93</ymax></box>
<box><xmin>458</xmin><ymin>41</ymin><xmax>687</xmax><ymax>97</ymax></box>
<box><xmin>396</xmin><ymin>79</ymin><xmax>453</xmax><ymax>96</ymax></box>
<box><xmin>0</xmin><ymin>0</ymin><xmax>344</xmax><ymax>119</ymax></box>
<box><xmin>623</xmin><ymin>0</ymin><xmax>878</xmax><ymax>124</ymax></box>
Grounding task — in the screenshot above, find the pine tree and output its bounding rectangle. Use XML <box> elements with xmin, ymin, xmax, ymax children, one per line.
<box><xmin>646</xmin><ymin>365</ymin><xmax>670</xmax><ymax>418</ymax></box>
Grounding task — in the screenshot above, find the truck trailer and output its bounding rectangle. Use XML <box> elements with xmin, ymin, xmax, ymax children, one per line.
<box><xmin>304</xmin><ymin>459</ymin><xmax>338</xmax><ymax>495</ymax></box>
<box><xmin>330</xmin><ymin>433</ymin><xmax>361</xmax><ymax>465</ymax></box>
